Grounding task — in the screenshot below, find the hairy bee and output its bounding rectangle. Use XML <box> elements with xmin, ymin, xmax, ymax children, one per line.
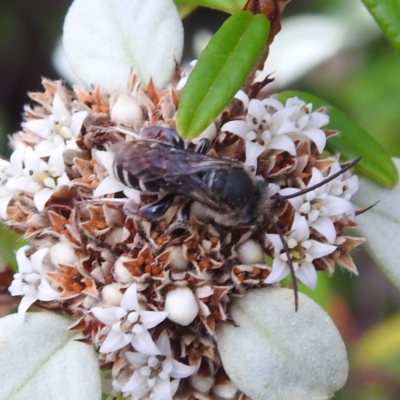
<box><xmin>112</xmin><ymin>128</ymin><xmax>270</xmax><ymax>226</ymax></box>
<box><xmin>111</xmin><ymin>127</ymin><xmax>360</xmax><ymax>311</ymax></box>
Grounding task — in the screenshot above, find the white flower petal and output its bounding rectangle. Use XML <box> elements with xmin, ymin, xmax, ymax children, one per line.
<box><xmin>234</xmin><ymin>90</ymin><xmax>249</xmax><ymax>108</ymax></box>
<box><xmin>93</xmin><ymin>176</ymin><xmax>125</xmax><ymax>197</ymax></box>
<box><xmin>266</xmin><ymin>233</ymin><xmax>284</xmax><ymax>254</ymax></box>
<box><xmin>122</xmin><ymin>370</ymin><xmax>148</xmax><ymax>394</ymax></box>
<box><xmin>268</xmin><ymin>135</ymin><xmax>296</xmax><ymax>155</ymax></box>
<box><xmin>24</xmin><ymin>119</ymin><xmax>53</xmax><ymax>139</ymax></box>
<box><xmin>141</xmin><ymin>310</ymin><xmax>169</xmax><ymax>329</ymax></box>
<box><xmin>264</xmin><ymin>257</ymin><xmax>290</xmax><ymax>284</ymax></box>
<box><xmin>170</xmin><ymin>360</ymin><xmax>197</xmax><ymax>379</ymax></box>
<box><xmin>310</xmin><ymin>217</ymin><xmax>336</xmax><ymax>243</ymax></box>
<box><xmin>295</xmin><ymin>263</ymin><xmax>318</xmax><ymax>290</ymax></box>
<box><xmin>52</xmin><ymin>94</ymin><xmax>71</xmax><ymax>123</ymax></box>
<box><xmin>308</xmin><ymin>240</ymin><xmax>337</xmax><ymax>259</ymax></box>
<box><xmin>244</xmin><ymin>141</ymin><xmax>265</xmax><ymax>168</ymax></box>
<box><xmin>94</xmin><ymin>150</ymin><xmax>114</xmax><ymax>175</ymax></box>
<box><xmin>70</xmin><ymin>111</ymin><xmax>88</xmax><ymax>136</ymax></box>
<box><xmin>248</xmin><ymin>99</ymin><xmax>265</xmax><ymax>121</ymax></box>
<box><xmin>261</xmin><ymin>97</ymin><xmax>284</xmax><ymax>111</ymax></box>
<box><xmin>91</xmin><ymin>306</ymin><xmax>121</xmax><ymax>326</ymax></box>
<box><xmin>63</xmin><ymin>0</ymin><xmax>184</xmax><ymax>92</ymax></box>
<box><xmin>290</xmin><ymin>214</ymin><xmax>309</xmax><ymax>242</ymax></box>
<box><xmin>125</xmin><ymin>351</ymin><xmax>150</xmax><ymax>368</ymax></box>
<box><xmin>307</xmin><ymin>167</ymin><xmax>324</xmax><ymax>187</ymax></box>
<box><xmin>48</xmin><ymin>145</ymin><xmax>66</xmax><ymax>173</ymax></box>
<box><xmin>30</xmin><ymin>247</ymin><xmax>49</xmax><ymax>270</ymax></box>
<box><xmin>121</xmin><ymin>283</ymin><xmax>140</xmax><ymax>311</ymax></box>
<box><xmin>302</xmin><ymin>128</ymin><xmax>326</xmax><ymax>153</ymax></box>
<box><xmin>152</xmin><ymin>377</ymin><xmax>173</xmax><ymax>400</ymax></box>
<box><xmin>0</xmin><ymin>194</ymin><xmax>13</xmax><ymax>219</ymax></box>
<box><xmin>221</xmin><ymin>120</ymin><xmax>252</xmax><ymax>138</ymax></box>
<box><xmin>37</xmin><ymin>278</ymin><xmax>59</xmax><ymax>301</ymax></box>
<box><xmin>17</xmin><ymin>293</ymin><xmax>38</xmax><ymax>322</ymax></box>
<box><xmin>324</xmin><ymin>195</ymin><xmax>354</xmax><ymax>216</ymax></box>
<box><xmin>100</xmin><ymin>329</ymin><xmax>129</xmax><ymax>353</ymax></box>
<box><xmin>155</xmin><ymin>331</ymin><xmax>172</xmax><ymax>356</ymax></box>
<box><xmin>131</xmin><ymin>328</ymin><xmax>160</xmax><ymax>355</ymax></box>
<box><xmin>34</xmin><ymin>188</ymin><xmax>55</xmax><ymax>212</ymax></box>
<box><xmin>34</xmin><ymin>140</ymin><xmax>59</xmax><ymax>157</ymax></box>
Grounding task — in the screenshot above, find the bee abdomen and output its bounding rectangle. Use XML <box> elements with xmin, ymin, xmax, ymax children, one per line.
<box><xmin>113</xmin><ymin>164</ymin><xmax>160</xmax><ymax>193</ymax></box>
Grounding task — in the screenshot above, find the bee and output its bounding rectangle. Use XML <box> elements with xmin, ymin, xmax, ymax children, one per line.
<box><xmin>111</xmin><ymin>127</ymin><xmax>360</xmax><ymax>311</ymax></box>
<box><xmin>112</xmin><ymin>128</ymin><xmax>270</xmax><ymax>226</ymax></box>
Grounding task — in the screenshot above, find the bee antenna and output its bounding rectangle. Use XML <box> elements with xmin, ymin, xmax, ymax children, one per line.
<box><xmin>270</xmin><ymin>220</ymin><xmax>299</xmax><ymax>311</ymax></box>
<box><xmin>279</xmin><ymin>157</ymin><xmax>361</xmax><ymax>200</ymax></box>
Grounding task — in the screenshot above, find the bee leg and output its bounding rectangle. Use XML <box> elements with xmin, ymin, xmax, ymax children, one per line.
<box><xmin>163</xmin><ymin>128</ymin><xmax>185</xmax><ymax>149</ymax></box>
<box><xmin>197</xmin><ymin>139</ymin><xmax>211</xmax><ymax>155</ymax></box>
<box><xmin>138</xmin><ymin>193</ymin><xmax>176</xmax><ymax>220</ymax></box>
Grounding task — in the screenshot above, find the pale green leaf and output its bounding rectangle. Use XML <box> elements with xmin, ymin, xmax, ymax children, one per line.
<box><xmin>353</xmin><ymin>157</ymin><xmax>400</xmax><ymax>290</ymax></box>
<box><xmin>216</xmin><ymin>287</ymin><xmax>348</xmax><ymax>400</ymax></box>
<box><xmin>63</xmin><ymin>0</ymin><xmax>183</xmax><ymax>92</ymax></box>
<box><xmin>0</xmin><ymin>312</ymin><xmax>101</xmax><ymax>400</ymax></box>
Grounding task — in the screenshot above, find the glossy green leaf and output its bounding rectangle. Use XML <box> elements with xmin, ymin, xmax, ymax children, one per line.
<box><xmin>362</xmin><ymin>0</ymin><xmax>400</xmax><ymax>55</ymax></box>
<box><xmin>177</xmin><ymin>11</ymin><xmax>270</xmax><ymax>139</ymax></box>
<box><xmin>276</xmin><ymin>91</ymin><xmax>398</xmax><ymax>188</ymax></box>
<box><xmin>174</xmin><ymin>0</ymin><xmax>245</xmax><ymax>14</ymax></box>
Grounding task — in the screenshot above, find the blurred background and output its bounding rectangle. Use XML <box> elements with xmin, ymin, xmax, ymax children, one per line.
<box><xmin>0</xmin><ymin>0</ymin><xmax>399</xmax><ymax>399</ymax></box>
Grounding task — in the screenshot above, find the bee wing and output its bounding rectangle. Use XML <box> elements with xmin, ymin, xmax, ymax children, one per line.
<box><xmin>113</xmin><ymin>140</ymin><xmax>240</xmax><ymax>182</ymax></box>
<box><xmin>160</xmin><ymin>173</ymin><xmax>233</xmax><ymax>213</ymax></box>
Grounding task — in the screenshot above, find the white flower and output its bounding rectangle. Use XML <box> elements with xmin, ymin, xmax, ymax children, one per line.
<box><xmin>0</xmin><ymin>150</ymin><xmax>24</xmax><ymax>219</ymax></box>
<box><xmin>221</xmin><ymin>94</ymin><xmax>329</xmax><ymax>169</ymax></box>
<box><xmin>265</xmin><ymin>214</ymin><xmax>336</xmax><ymax>289</ymax></box>
<box><xmin>176</xmin><ymin>60</ymin><xmax>197</xmax><ymax>90</ymax></box>
<box><xmin>9</xmin><ymin>246</ymin><xmax>59</xmax><ymax>321</ymax></box>
<box><xmin>276</xmin><ymin>97</ymin><xmax>329</xmax><ymax>153</ymax></box>
<box><xmin>118</xmin><ymin>330</ymin><xmax>197</xmax><ymax>400</ymax></box>
<box><xmin>24</xmin><ymin>94</ymin><xmax>87</xmax><ymax>152</ymax></box>
<box><xmin>6</xmin><ymin>145</ymin><xmax>70</xmax><ymax>211</ymax></box>
<box><xmin>222</xmin><ymin>94</ymin><xmax>297</xmax><ymax>169</ymax></box>
<box><xmin>280</xmin><ymin>167</ymin><xmax>356</xmax><ymax>243</ymax></box>
<box><xmin>328</xmin><ymin>161</ymin><xmax>359</xmax><ymax>201</ymax></box>
<box><xmin>91</xmin><ymin>283</ymin><xmax>168</xmax><ymax>355</ymax></box>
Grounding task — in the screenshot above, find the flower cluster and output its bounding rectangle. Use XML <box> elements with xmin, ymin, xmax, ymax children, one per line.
<box><xmin>2</xmin><ymin>75</ymin><xmax>363</xmax><ymax>399</ymax></box>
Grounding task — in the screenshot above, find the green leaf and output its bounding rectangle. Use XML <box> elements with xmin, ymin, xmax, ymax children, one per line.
<box><xmin>353</xmin><ymin>314</ymin><xmax>400</xmax><ymax>373</ymax></box>
<box><xmin>362</xmin><ymin>0</ymin><xmax>400</xmax><ymax>55</ymax></box>
<box><xmin>276</xmin><ymin>91</ymin><xmax>398</xmax><ymax>188</ymax></box>
<box><xmin>0</xmin><ymin>224</ymin><xmax>24</xmax><ymax>271</ymax></box>
<box><xmin>353</xmin><ymin>158</ymin><xmax>400</xmax><ymax>291</ymax></box>
<box><xmin>174</xmin><ymin>0</ymin><xmax>246</xmax><ymax>14</ymax></box>
<box><xmin>175</xmin><ymin>4</ymin><xmax>198</xmax><ymax>18</ymax></box>
<box><xmin>177</xmin><ymin>11</ymin><xmax>270</xmax><ymax>139</ymax></box>
<box><xmin>216</xmin><ymin>287</ymin><xmax>348</xmax><ymax>400</ymax></box>
<box><xmin>0</xmin><ymin>312</ymin><xmax>101</xmax><ymax>400</ymax></box>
